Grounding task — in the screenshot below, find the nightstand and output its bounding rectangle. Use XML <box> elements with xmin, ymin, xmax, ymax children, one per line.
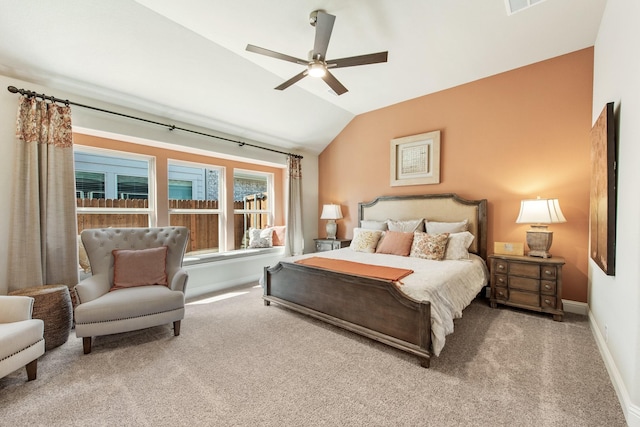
<box><xmin>314</xmin><ymin>238</ymin><xmax>351</xmax><ymax>252</ymax></box>
<box><xmin>488</xmin><ymin>254</ymin><xmax>565</xmax><ymax>321</ymax></box>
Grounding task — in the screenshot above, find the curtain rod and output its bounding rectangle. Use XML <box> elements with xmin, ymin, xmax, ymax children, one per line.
<box><xmin>6</xmin><ymin>85</ymin><xmax>303</xmax><ymax>159</ymax></box>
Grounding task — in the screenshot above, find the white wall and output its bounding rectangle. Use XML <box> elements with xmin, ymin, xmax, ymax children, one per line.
<box><xmin>0</xmin><ymin>73</ymin><xmax>319</xmax><ymax>295</ymax></box>
<box><xmin>591</xmin><ymin>0</ymin><xmax>640</xmax><ymax>425</ymax></box>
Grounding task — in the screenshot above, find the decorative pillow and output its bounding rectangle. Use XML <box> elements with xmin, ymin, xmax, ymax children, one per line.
<box><xmin>78</xmin><ymin>235</ymin><xmax>91</xmax><ymax>273</ymax></box>
<box><xmin>248</xmin><ymin>227</ymin><xmax>273</xmax><ymax>248</ymax></box>
<box><xmin>271</xmin><ymin>226</ymin><xmax>286</xmax><ymax>246</ymax></box>
<box><xmin>375</xmin><ymin>231</ymin><xmax>414</xmax><ymax>256</ymax></box>
<box><xmin>112</xmin><ymin>246</ymin><xmax>168</xmax><ymax>291</ymax></box>
<box><xmin>444</xmin><ymin>231</ymin><xmax>475</xmax><ymax>260</ymax></box>
<box><xmin>387</xmin><ymin>218</ymin><xmax>424</xmax><ymax>233</ymax></box>
<box><xmin>409</xmin><ymin>232</ymin><xmax>450</xmax><ymax>261</ymax></box>
<box><xmin>360</xmin><ymin>220</ymin><xmax>388</xmax><ymax>231</ymax></box>
<box><xmin>425</xmin><ymin>219</ymin><xmax>468</xmax><ymax>234</ymax></box>
<box><xmin>350</xmin><ymin>228</ymin><xmax>383</xmax><ymax>253</ymax></box>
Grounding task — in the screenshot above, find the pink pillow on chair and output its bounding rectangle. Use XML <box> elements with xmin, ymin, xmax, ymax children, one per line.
<box><xmin>111</xmin><ymin>246</ymin><xmax>168</xmax><ymax>291</ymax></box>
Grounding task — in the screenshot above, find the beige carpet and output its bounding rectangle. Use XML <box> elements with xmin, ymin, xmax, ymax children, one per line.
<box><xmin>0</xmin><ymin>283</ymin><xmax>627</xmax><ymax>426</ymax></box>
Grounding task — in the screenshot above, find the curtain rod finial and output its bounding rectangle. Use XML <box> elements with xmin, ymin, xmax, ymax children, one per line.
<box><xmin>7</xmin><ymin>86</ymin><xmax>19</xmax><ymax>94</ymax></box>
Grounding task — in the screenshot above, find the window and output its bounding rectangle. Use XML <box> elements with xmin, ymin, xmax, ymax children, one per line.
<box><xmin>233</xmin><ymin>170</ymin><xmax>273</xmax><ymax>248</ymax></box>
<box><xmin>168</xmin><ymin>161</ymin><xmax>223</xmax><ymax>255</ymax></box>
<box><xmin>74</xmin><ymin>148</ymin><xmax>153</xmax><ymax>233</ymax></box>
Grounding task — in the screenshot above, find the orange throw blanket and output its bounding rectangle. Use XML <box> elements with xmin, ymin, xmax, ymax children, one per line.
<box><xmin>295</xmin><ymin>257</ymin><xmax>413</xmax><ymax>283</ymax></box>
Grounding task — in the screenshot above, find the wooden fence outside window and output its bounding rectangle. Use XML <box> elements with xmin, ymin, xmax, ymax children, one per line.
<box><xmin>77</xmin><ymin>196</ymin><xmax>268</xmax><ymax>253</ymax></box>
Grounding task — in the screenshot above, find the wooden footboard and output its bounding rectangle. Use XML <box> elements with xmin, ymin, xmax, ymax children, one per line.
<box><xmin>263</xmin><ymin>262</ymin><xmax>432</xmax><ymax>368</ymax></box>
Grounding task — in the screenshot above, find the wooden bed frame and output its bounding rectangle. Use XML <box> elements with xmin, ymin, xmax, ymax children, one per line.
<box><xmin>263</xmin><ymin>193</ymin><xmax>488</xmax><ymax>368</ymax></box>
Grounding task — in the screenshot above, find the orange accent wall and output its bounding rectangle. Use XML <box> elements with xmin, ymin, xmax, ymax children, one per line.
<box><xmin>74</xmin><ymin>133</ymin><xmax>284</xmax><ymax>250</ymax></box>
<box><xmin>319</xmin><ymin>48</ymin><xmax>594</xmax><ymax>302</ymax></box>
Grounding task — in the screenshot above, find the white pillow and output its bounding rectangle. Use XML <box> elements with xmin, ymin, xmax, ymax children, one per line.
<box><xmin>360</xmin><ymin>220</ymin><xmax>388</xmax><ymax>231</ymax></box>
<box><xmin>425</xmin><ymin>219</ymin><xmax>468</xmax><ymax>234</ymax></box>
<box><xmin>444</xmin><ymin>231</ymin><xmax>475</xmax><ymax>260</ymax></box>
<box><xmin>248</xmin><ymin>227</ymin><xmax>273</xmax><ymax>248</ymax></box>
<box><xmin>350</xmin><ymin>228</ymin><xmax>383</xmax><ymax>253</ymax></box>
<box><xmin>387</xmin><ymin>218</ymin><xmax>424</xmax><ymax>233</ymax></box>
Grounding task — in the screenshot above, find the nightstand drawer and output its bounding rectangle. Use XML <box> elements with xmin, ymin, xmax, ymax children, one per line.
<box><xmin>509</xmin><ymin>290</ymin><xmax>540</xmax><ymax>307</ymax></box>
<box><xmin>541</xmin><ymin>266</ymin><xmax>557</xmax><ymax>279</ymax></box>
<box><xmin>541</xmin><ymin>280</ymin><xmax>556</xmax><ymax>295</ymax></box>
<box><xmin>509</xmin><ymin>262</ymin><xmax>540</xmax><ymax>278</ymax></box>
<box><xmin>494</xmin><ymin>287</ymin><xmax>508</xmax><ymax>301</ymax></box>
<box><xmin>541</xmin><ymin>296</ymin><xmax>556</xmax><ymax>308</ymax></box>
<box><xmin>493</xmin><ymin>260</ymin><xmax>509</xmax><ymax>274</ymax></box>
<box><xmin>509</xmin><ymin>276</ymin><xmax>540</xmax><ymax>292</ymax></box>
<box><xmin>493</xmin><ymin>274</ymin><xmax>508</xmax><ymax>287</ymax></box>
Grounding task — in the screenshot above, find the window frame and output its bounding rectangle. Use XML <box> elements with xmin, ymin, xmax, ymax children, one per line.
<box><xmin>74</xmin><ymin>146</ymin><xmax>156</xmax><ymax>219</ymax></box>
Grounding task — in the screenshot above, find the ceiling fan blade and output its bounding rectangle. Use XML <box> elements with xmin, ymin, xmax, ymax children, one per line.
<box><xmin>328</xmin><ymin>51</ymin><xmax>388</xmax><ymax>69</ymax></box>
<box><xmin>321</xmin><ymin>71</ymin><xmax>348</xmax><ymax>95</ymax></box>
<box><xmin>246</xmin><ymin>44</ymin><xmax>307</xmax><ymax>65</ymax></box>
<box><xmin>275</xmin><ymin>70</ymin><xmax>308</xmax><ymax>91</ymax></box>
<box><xmin>312</xmin><ymin>11</ymin><xmax>335</xmax><ymax>60</ymax></box>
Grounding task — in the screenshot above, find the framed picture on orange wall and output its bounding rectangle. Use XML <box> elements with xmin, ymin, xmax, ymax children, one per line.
<box><xmin>390</xmin><ymin>130</ymin><xmax>441</xmax><ymax>186</ymax></box>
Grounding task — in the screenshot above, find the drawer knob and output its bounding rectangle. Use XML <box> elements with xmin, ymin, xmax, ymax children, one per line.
<box><xmin>544</xmin><ymin>270</ymin><xmax>552</xmax><ymax>275</ymax></box>
<box><xmin>498</xmin><ymin>291</ymin><xmax>504</xmax><ymax>296</ymax></box>
<box><xmin>544</xmin><ymin>299</ymin><xmax>551</xmax><ymax>304</ymax></box>
<box><xmin>498</xmin><ymin>278</ymin><xmax>504</xmax><ymax>283</ymax></box>
<box><xmin>498</xmin><ymin>265</ymin><xmax>505</xmax><ymax>270</ymax></box>
<box><xmin>544</xmin><ymin>284</ymin><xmax>551</xmax><ymax>290</ymax></box>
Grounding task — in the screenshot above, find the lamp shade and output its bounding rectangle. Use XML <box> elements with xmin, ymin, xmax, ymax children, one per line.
<box><xmin>516</xmin><ymin>198</ymin><xmax>566</xmax><ymax>225</ymax></box>
<box><xmin>320</xmin><ymin>204</ymin><xmax>343</xmax><ymax>220</ymax></box>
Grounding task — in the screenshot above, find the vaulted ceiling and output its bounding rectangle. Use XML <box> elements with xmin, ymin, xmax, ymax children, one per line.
<box><xmin>0</xmin><ymin>0</ymin><xmax>607</xmax><ymax>154</ymax></box>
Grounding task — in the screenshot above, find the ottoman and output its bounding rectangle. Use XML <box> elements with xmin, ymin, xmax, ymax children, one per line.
<box><xmin>9</xmin><ymin>284</ymin><xmax>73</xmax><ymax>351</ymax></box>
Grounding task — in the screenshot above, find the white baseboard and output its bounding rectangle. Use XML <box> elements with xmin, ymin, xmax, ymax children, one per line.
<box><xmin>589</xmin><ymin>311</ymin><xmax>640</xmax><ymax>427</ymax></box>
<box><xmin>562</xmin><ymin>299</ymin><xmax>588</xmax><ymax>315</ymax></box>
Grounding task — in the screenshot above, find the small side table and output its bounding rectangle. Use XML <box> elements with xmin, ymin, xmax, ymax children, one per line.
<box><xmin>314</xmin><ymin>238</ymin><xmax>351</xmax><ymax>252</ymax></box>
<box><xmin>9</xmin><ymin>284</ymin><xmax>73</xmax><ymax>350</ymax></box>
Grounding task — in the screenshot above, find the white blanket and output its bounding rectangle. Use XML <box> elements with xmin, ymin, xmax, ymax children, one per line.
<box><xmin>282</xmin><ymin>248</ymin><xmax>489</xmax><ymax>356</ymax></box>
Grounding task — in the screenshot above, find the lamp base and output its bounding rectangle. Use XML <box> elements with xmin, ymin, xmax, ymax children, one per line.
<box><xmin>325</xmin><ymin>220</ymin><xmax>337</xmax><ymax>240</ymax></box>
<box><xmin>525</xmin><ymin>229</ymin><xmax>553</xmax><ymax>258</ymax></box>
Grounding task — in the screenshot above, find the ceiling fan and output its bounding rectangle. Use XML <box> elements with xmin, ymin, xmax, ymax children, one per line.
<box><xmin>246</xmin><ymin>10</ymin><xmax>388</xmax><ymax>96</ymax></box>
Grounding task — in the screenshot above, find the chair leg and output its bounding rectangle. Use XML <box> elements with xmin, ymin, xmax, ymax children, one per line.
<box><xmin>26</xmin><ymin>359</ymin><xmax>38</xmax><ymax>381</ymax></box>
<box><xmin>83</xmin><ymin>337</ymin><xmax>92</xmax><ymax>354</ymax></box>
<box><xmin>173</xmin><ymin>320</ymin><xmax>181</xmax><ymax>336</ymax></box>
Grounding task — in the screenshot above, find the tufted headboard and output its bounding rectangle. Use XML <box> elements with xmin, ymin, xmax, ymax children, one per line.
<box><xmin>358</xmin><ymin>194</ymin><xmax>488</xmax><ymax>260</ymax></box>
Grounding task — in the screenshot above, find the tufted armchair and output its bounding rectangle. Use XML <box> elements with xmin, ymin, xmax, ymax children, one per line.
<box><xmin>0</xmin><ymin>296</ymin><xmax>45</xmax><ymax>381</ymax></box>
<box><xmin>74</xmin><ymin>227</ymin><xmax>189</xmax><ymax>354</ymax></box>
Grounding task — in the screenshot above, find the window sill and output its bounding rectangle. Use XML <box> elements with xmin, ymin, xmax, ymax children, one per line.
<box><xmin>183</xmin><ymin>247</ymin><xmax>285</xmax><ymax>266</ymax></box>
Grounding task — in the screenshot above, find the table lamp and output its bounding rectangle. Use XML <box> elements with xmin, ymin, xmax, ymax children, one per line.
<box><xmin>320</xmin><ymin>204</ymin><xmax>343</xmax><ymax>239</ymax></box>
<box><xmin>515</xmin><ymin>197</ymin><xmax>566</xmax><ymax>258</ymax></box>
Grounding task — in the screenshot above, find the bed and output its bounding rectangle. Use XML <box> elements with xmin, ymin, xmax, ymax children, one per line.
<box><xmin>262</xmin><ymin>193</ymin><xmax>488</xmax><ymax>368</ymax></box>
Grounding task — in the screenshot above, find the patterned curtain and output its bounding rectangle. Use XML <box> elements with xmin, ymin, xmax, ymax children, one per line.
<box><xmin>285</xmin><ymin>155</ymin><xmax>304</xmax><ymax>256</ymax></box>
<box><xmin>8</xmin><ymin>96</ymin><xmax>78</xmax><ymax>291</ymax></box>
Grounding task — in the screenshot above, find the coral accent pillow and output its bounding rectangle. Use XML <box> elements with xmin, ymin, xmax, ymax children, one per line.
<box><xmin>410</xmin><ymin>232</ymin><xmax>450</xmax><ymax>261</ymax></box>
<box><xmin>111</xmin><ymin>246</ymin><xmax>168</xmax><ymax>291</ymax></box>
<box><xmin>271</xmin><ymin>226</ymin><xmax>286</xmax><ymax>246</ymax></box>
<box><xmin>376</xmin><ymin>231</ymin><xmax>414</xmax><ymax>256</ymax></box>
<box><xmin>350</xmin><ymin>228</ymin><xmax>383</xmax><ymax>253</ymax></box>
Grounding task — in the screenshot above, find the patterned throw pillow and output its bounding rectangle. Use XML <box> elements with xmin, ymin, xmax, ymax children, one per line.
<box><xmin>248</xmin><ymin>228</ymin><xmax>273</xmax><ymax>248</ymax></box>
<box><xmin>410</xmin><ymin>232</ymin><xmax>450</xmax><ymax>260</ymax></box>
<box><xmin>350</xmin><ymin>228</ymin><xmax>383</xmax><ymax>253</ymax></box>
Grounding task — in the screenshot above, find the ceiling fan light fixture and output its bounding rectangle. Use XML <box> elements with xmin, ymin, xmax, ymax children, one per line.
<box><xmin>308</xmin><ymin>62</ymin><xmax>326</xmax><ymax>78</ymax></box>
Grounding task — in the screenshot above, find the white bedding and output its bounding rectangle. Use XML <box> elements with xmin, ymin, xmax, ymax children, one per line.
<box><xmin>281</xmin><ymin>248</ymin><xmax>489</xmax><ymax>356</ymax></box>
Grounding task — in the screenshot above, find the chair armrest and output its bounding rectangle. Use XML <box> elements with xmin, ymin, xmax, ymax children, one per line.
<box><xmin>75</xmin><ymin>273</ymin><xmax>111</xmax><ymax>304</ymax></box>
<box><xmin>168</xmin><ymin>267</ymin><xmax>189</xmax><ymax>293</ymax></box>
<box><xmin>0</xmin><ymin>295</ymin><xmax>34</xmax><ymax>323</ymax></box>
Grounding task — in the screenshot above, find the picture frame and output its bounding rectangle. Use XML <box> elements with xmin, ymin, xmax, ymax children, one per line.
<box><xmin>390</xmin><ymin>130</ymin><xmax>440</xmax><ymax>186</ymax></box>
<box><xmin>589</xmin><ymin>102</ymin><xmax>617</xmax><ymax>276</ymax></box>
